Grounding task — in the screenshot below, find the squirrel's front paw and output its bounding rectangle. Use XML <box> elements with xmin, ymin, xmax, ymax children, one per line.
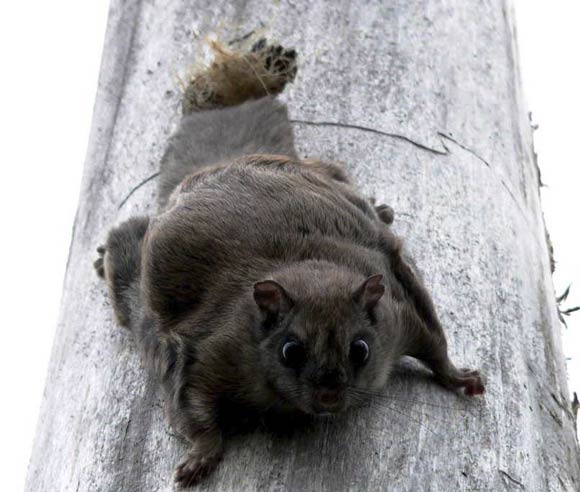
<box><xmin>175</xmin><ymin>451</ymin><xmax>222</xmax><ymax>488</ymax></box>
<box><xmin>443</xmin><ymin>368</ymin><xmax>486</xmax><ymax>397</ymax></box>
<box><xmin>174</xmin><ymin>432</ymin><xmax>223</xmax><ymax>488</ymax></box>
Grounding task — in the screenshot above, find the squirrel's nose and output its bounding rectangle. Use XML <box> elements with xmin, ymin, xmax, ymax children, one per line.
<box><xmin>318</xmin><ymin>388</ymin><xmax>340</xmax><ymax>405</ymax></box>
<box><xmin>314</xmin><ymin>387</ymin><xmax>345</xmax><ymax>412</ymax></box>
<box><xmin>315</xmin><ymin>368</ymin><xmax>347</xmax><ymax>388</ymax></box>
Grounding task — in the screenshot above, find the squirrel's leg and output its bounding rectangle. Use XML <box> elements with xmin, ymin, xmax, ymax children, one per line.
<box><xmin>399</xmin><ymin>303</ymin><xmax>485</xmax><ymax>396</ymax></box>
<box><xmin>94</xmin><ymin>216</ymin><xmax>149</xmax><ymax>328</ymax></box>
<box><xmin>379</xmin><ymin>228</ymin><xmax>485</xmax><ymax>396</ymax></box>
<box><xmin>166</xmin><ymin>377</ymin><xmax>224</xmax><ymax>487</ymax></box>
<box><xmin>174</xmin><ymin>427</ymin><xmax>223</xmax><ymax>488</ymax></box>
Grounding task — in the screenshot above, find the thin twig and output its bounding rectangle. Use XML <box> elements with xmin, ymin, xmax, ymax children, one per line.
<box><xmin>437</xmin><ymin>132</ymin><xmax>491</xmax><ymax>167</ymax></box>
<box><xmin>499</xmin><ymin>469</ymin><xmax>526</xmax><ymax>489</ymax></box>
<box><xmin>118</xmin><ymin>172</ymin><xmax>160</xmax><ymax>210</ymax></box>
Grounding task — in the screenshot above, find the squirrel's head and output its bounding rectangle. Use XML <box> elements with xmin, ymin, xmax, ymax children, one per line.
<box><xmin>252</xmin><ymin>261</ymin><xmax>401</xmax><ymax>416</ymax></box>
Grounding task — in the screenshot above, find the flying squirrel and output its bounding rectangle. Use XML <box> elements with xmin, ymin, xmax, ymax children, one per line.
<box><xmin>94</xmin><ymin>38</ymin><xmax>485</xmax><ymax>488</ymax></box>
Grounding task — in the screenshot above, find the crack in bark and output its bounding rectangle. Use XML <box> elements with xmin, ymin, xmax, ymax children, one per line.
<box><xmin>500</xmin><ymin>469</ymin><xmax>525</xmax><ymax>489</ymax></box>
<box><xmin>118</xmin><ymin>121</ymin><xmax>459</xmax><ymax>209</ymax></box>
<box><xmin>290</xmin><ymin>119</ymin><xmax>496</xmax><ymax>169</ymax></box>
<box><xmin>123</xmin><ymin>417</ymin><xmax>132</xmax><ymax>439</ymax></box>
<box><xmin>436</xmin><ymin>133</ymin><xmax>529</xmax><ymax>226</ymax></box>
<box><xmin>551</xmin><ymin>392</ymin><xmax>576</xmax><ymax>420</ymax></box>
<box><xmin>548</xmin><ymin>407</ymin><xmax>564</xmax><ymax>427</ymax></box>
<box><xmin>539</xmin><ymin>402</ymin><xmax>564</xmax><ymax>427</ymax></box>
<box><xmin>116</xmin><ymin>122</ymin><xmax>528</xmax><ymax>241</ymax></box>
<box><xmin>118</xmin><ymin>172</ymin><xmax>160</xmax><ymax>209</ymax></box>
<box><xmin>290</xmin><ymin>119</ymin><xmax>448</xmax><ymax>155</ymax></box>
<box><xmin>573</xmin><ymin>393</ymin><xmax>579</xmax><ymax>434</ymax></box>
<box><xmin>501</xmin><ymin>181</ymin><xmax>527</xmax><ymax>218</ymax></box>
<box><xmin>291</xmin><ymin>118</ymin><xmax>533</xmax><ymax>222</ymax></box>
<box><xmin>437</xmin><ymin>132</ymin><xmax>491</xmax><ymax>167</ymax></box>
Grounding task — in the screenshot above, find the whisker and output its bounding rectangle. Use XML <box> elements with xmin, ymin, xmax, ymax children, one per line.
<box><xmin>350</xmin><ymin>387</ymin><xmax>479</xmax><ymax>411</ymax></box>
<box><xmin>355</xmin><ymin>395</ymin><xmax>457</xmax><ymax>425</ymax></box>
<box><xmin>379</xmin><ymin>402</ymin><xmax>446</xmax><ymax>439</ymax></box>
<box><xmin>348</xmin><ymin>388</ymin><xmax>479</xmax><ymax>422</ymax></box>
<box><xmin>350</xmin><ymin>395</ymin><xmax>415</xmax><ymax>430</ymax></box>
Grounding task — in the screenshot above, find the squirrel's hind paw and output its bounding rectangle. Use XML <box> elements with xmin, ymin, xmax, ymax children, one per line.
<box><xmin>182</xmin><ymin>38</ymin><xmax>298</xmax><ymax>115</ymax></box>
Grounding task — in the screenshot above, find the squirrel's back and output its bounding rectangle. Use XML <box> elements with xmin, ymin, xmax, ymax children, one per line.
<box><xmin>144</xmin><ymin>154</ymin><xmax>385</xmax><ymax>323</ymax></box>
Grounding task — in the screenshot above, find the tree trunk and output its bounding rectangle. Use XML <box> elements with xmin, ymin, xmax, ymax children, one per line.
<box><xmin>26</xmin><ymin>1</ymin><xmax>580</xmax><ymax>491</ymax></box>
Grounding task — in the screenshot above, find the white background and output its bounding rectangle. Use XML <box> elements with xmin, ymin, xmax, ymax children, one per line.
<box><xmin>0</xmin><ymin>1</ymin><xmax>577</xmax><ymax>490</ymax></box>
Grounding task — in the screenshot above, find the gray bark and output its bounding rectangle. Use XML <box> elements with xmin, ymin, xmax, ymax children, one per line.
<box><xmin>26</xmin><ymin>1</ymin><xmax>580</xmax><ymax>491</ymax></box>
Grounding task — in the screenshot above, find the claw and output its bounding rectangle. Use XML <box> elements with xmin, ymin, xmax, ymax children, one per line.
<box><xmin>453</xmin><ymin>369</ymin><xmax>486</xmax><ymax>397</ymax></box>
<box><xmin>251</xmin><ymin>37</ymin><xmax>267</xmax><ymax>52</ymax></box>
<box><xmin>174</xmin><ymin>451</ymin><xmax>221</xmax><ymax>488</ymax></box>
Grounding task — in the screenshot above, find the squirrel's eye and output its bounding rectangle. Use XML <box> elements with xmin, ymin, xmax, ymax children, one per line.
<box><xmin>350</xmin><ymin>339</ymin><xmax>369</xmax><ymax>365</ymax></box>
<box><xmin>281</xmin><ymin>341</ymin><xmax>305</xmax><ymax>368</ymax></box>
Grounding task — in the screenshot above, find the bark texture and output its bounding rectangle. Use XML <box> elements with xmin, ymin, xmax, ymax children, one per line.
<box><xmin>26</xmin><ymin>0</ymin><xmax>580</xmax><ymax>491</ymax></box>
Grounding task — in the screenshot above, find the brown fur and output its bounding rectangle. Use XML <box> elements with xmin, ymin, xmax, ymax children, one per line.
<box><xmin>96</xmin><ymin>38</ymin><xmax>484</xmax><ymax>488</ymax></box>
<box><xmin>182</xmin><ymin>40</ymin><xmax>297</xmax><ymax>115</ymax></box>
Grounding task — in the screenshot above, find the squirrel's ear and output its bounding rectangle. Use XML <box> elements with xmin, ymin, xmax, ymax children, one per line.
<box><xmin>354</xmin><ymin>274</ymin><xmax>385</xmax><ymax>309</ymax></box>
<box><xmin>253</xmin><ymin>280</ymin><xmax>293</xmax><ymax>314</ymax></box>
